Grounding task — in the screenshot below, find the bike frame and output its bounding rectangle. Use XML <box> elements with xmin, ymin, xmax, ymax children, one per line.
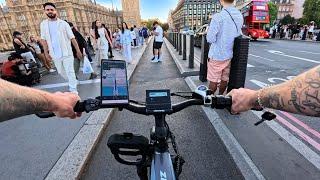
<box><xmin>151</xmin><ymin>114</ymin><xmax>175</xmax><ymax>180</ymax></box>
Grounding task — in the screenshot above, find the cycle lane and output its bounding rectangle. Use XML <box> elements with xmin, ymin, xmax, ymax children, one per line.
<box><xmin>82</xmin><ymin>40</ymin><xmax>244</xmax><ymax>180</ymax></box>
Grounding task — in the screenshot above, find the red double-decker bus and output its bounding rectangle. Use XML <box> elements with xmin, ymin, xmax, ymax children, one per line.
<box><xmin>241</xmin><ymin>0</ymin><xmax>270</xmax><ymax>40</ymax></box>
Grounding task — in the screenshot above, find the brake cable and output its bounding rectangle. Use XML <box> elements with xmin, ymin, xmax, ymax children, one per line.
<box><xmin>129</xmin><ymin>100</ymin><xmax>146</xmax><ymax>106</ymax></box>
<box><xmin>171</xmin><ymin>92</ymin><xmax>194</xmax><ymax>99</ymax></box>
<box><xmin>164</xmin><ymin>121</ymin><xmax>185</xmax><ymax>178</ymax></box>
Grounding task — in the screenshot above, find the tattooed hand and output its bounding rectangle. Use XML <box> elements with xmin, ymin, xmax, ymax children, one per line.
<box><xmin>228</xmin><ymin>65</ymin><xmax>320</xmax><ymax>117</ymax></box>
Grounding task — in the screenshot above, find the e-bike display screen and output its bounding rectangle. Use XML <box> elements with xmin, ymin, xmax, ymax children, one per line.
<box><xmin>101</xmin><ymin>60</ymin><xmax>129</xmax><ymax>105</ymax></box>
<box><xmin>146</xmin><ymin>89</ymin><xmax>172</xmax><ymax>113</ymax></box>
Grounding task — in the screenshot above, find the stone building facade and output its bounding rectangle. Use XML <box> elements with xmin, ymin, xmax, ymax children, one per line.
<box><xmin>0</xmin><ymin>0</ymin><xmax>123</xmax><ymax>51</ymax></box>
<box><xmin>121</xmin><ymin>0</ymin><xmax>141</xmax><ymax>27</ymax></box>
<box><xmin>170</xmin><ymin>0</ymin><xmax>222</xmax><ymax>31</ymax></box>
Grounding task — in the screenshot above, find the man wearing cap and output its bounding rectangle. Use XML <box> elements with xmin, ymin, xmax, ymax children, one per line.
<box><xmin>40</xmin><ymin>2</ymin><xmax>82</xmax><ymax>94</ymax></box>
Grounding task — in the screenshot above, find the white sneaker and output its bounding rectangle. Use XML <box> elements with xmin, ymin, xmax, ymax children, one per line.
<box><xmin>158</xmin><ymin>58</ymin><xmax>162</xmax><ymax>62</ymax></box>
<box><xmin>151</xmin><ymin>59</ymin><xmax>159</xmax><ymax>63</ymax></box>
<box><xmin>49</xmin><ymin>69</ymin><xmax>56</xmax><ymax>73</ymax></box>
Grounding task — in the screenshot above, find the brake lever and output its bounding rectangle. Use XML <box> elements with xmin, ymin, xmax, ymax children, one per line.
<box><xmin>254</xmin><ymin>111</ymin><xmax>277</xmax><ymax>126</ymax></box>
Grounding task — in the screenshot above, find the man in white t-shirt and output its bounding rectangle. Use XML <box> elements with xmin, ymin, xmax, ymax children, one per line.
<box><xmin>151</xmin><ymin>21</ymin><xmax>164</xmax><ymax>63</ymax></box>
<box><xmin>40</xmin><ymin>2</ymin><xmax>83</xmax><ymax>94</ymax></box>
<box><xmin>308</xmin><ymin>21</ymin><xmax>315</xmax><ymax>40</ymax></box>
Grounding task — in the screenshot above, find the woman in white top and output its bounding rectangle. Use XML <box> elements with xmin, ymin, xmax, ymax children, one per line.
<box><xmin>130</xmin><ymin>27</ymin><xmax>137</xmax><ymax>48</ymax></box>
<box><xmin>120</xmin><ymin>22</ymin><xmax>133</xmax><ymax>64</ymax></box>
<box><xmin>93</xmin><ymin>20</ymin><xmax>113</xmax><ymax>66</ymax></box>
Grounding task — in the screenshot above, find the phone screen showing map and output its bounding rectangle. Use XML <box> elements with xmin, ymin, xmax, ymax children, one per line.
<box><xmin>101</xmin><ymin>60</ymin><xmax>129</xmax><ymax>105</ymax></box>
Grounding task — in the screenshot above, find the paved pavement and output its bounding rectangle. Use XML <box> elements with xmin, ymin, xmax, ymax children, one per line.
<box><xmin>81</xmin><ymin>41</ymin><xmax>243</xmax><ymax>179</ymax></box>
<box><xmin>0</xmin><ymin>47</ymin><xmax>145</xmax><ymax>180</ymax></box>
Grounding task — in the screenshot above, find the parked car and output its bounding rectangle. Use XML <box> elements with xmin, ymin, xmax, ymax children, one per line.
<box><xmin>181</xmin><ymin>29</ymin><xmax>194</xmax><ymax>35</ymax></box>
<box><xmin>194</xmin><ymin>24</ymin><xmax>208</xmax><ymax>47</ymax></box>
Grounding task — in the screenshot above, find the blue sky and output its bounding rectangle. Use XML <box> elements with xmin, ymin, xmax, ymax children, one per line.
<box><xmin>0</xmin><ymin>0</ymin><xmax>178</xmax><ymax>22</ymax></box>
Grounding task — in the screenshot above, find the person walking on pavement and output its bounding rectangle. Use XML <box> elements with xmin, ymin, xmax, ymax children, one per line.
<box><xmin>12</xmin><ymin>31</ymin><xmax>37</xmax><ymax>63</ymax></box>
<box><xmin>130</xmin><ymin>27</ymin><xmax>137</xmax><ymax>48</ymax></box>
<box><xmin>28</xmin><ymin>35</ymin><xmax>55</xmax><ymax>72</ymax></box>
<box><xmin>151</xmin><ymin>21</ymin><xmax>164</xmax><ymax>63</ymax></box>
<box><xmin>93</xmin><ymin>20</ymin><xmax>113</xmax><ymax>66</ymax></box>
<box><xmin>90</xmin><ymin>22</ymin><xmax>97</xmax><ymax>55</ymax></box>
<box><xmin>133</xmin><ymin>25</ymin><xmax>140</xmax><ymax>46</ymax></box>
<box><xmin>67</xmin><ymin>22</ymin><xmax>97</xmax><ymax>80</ymax></box>
<box><xmin>40</xmin><ymin>2</ymin><xmax>82</xmax><ymax>94</ymax></box>
<box><xmin>141</xmin><ymin>24</ymin><xmax>149</xmax><ymax>44</ymax></box>
<box><xmin>102</xmin><ymin>24</ymin><xmax>114</xmax><ymax>58</ymax></box>
<box><xmin>206</xmin><ymin>0</ymin><xmax>243</xmax><ymax>95</ymax></box>
<box><xmin>120</xmin><ymin>22</ymin><xmax>133</xmax><ymax>64</ymax></box>
<box><xmin>308</xmin><ymin>21</ymin><xmax>315</xmax><ymax>40</ymax></box>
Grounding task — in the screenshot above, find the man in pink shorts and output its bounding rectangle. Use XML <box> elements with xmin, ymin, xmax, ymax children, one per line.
<box><xmin>206</xmin><ymin>0</ymin><xmax>243</xmax><ymax>94</ymax></box>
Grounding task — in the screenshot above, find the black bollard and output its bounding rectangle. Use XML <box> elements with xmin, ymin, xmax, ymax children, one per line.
<box><xmin>183</xmin><ymin>34</ymin><xmax>187</xmax><ymax>60</ymax></box>
<box><xmin>176</xmin><ymin>33</ymin><xmax>179</xmax><ymax>52</ymax></box>
<box><xmin>179</xmin><ymin>33</ymin><xmax>182</xmax><ymax>55</ymax></box>
<box><xmin>227</xmin><ymin>36</ymin><xmax>250</xmax><ymax>93</ymax></box>
<box><xmin>199</xmin><ymin>34</ymin><xmax>209</xmax><ymax>82</ymax></box>
<box><xmin>172</xmin><ymin>33</ymin><xmax>176</xmax><ymax>48</ymax></box>
<box><xmin>174</xmin><ymin>33</ymin><xmax>177</xmax><ymax>49</ymax></box>
<box><xmin>189</xmin><ymin>35</ymin><xmax>194</xmax><ymax>68</ymax></box>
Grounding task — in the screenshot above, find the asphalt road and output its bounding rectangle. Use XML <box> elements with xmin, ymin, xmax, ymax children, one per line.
<box><xmin>192</xmin><ymin>39</ymin><xmax>320</xmax><ymax>179</ymax></box>
<box><xmin>82</xmin><ymin>42</ymin><xmax>244</xmax><ymax>179</ymax></box>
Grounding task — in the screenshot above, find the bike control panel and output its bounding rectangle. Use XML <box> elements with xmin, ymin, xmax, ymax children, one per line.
<box><xmin>146</xmin><ymin>90</ymin><xmax>172</xmax><ymax>113</ymax></box>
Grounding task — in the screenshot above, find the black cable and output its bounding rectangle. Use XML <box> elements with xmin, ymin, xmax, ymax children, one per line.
<box><xmin>129</xmin><ymin>100</ymin><xmax>146</xmax><ymax>105</ymax></box>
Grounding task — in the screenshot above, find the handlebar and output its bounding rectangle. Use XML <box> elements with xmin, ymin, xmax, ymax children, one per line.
<box><xmin>36</xmin><ymin>95</ymin><xmax>232</xmax><ymax>118</ymax></box>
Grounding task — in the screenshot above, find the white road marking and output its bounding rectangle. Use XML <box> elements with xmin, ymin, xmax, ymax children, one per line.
<box><xmin>249</xmin><ymin>54</ymin><xmax>275</xmax><ymax>62</ymax></box>
<box><xmin>251</xmin><ymin>44</ymin><xmax>268</xmax><ymax>47</ymax></box>
<box><xmin>35</xmin><ymin>79</ymin><xmax>101</xmax><ymax>90</ymax></box>
<box><xmin>186</xmin><ymin>77</ymin><xmax>266</xmax><ymax>180</ymax></box>
<box><xmin>250</xmin><ymin>79</ymin><xmax>320</xmax><ymax>170</ymax></box>
<box><xmin>247</xmin><ymin>64</ymin><xmax>255</xmax><ymax>68</ymax></box>
<box><xmin>268</xmin><ymin>50</ymin><xmax>320</xmax><ymax>64</ymax></box>
<box><xmin>299</xmin><ymin>51</ymin><xmax>320</xmax><ymax>55</ymax></box>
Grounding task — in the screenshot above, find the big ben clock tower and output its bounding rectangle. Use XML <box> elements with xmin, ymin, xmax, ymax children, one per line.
<box><xmin>121</xmin><ymin>0</ymin><xmax>141</xmax><ymax>27</ymax></box>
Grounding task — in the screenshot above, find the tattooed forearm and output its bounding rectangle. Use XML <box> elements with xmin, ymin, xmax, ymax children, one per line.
<box><xmin>261</xmin><ymin>91</ymin><xmax>285</xmax><ymax>110</ymax></box>
<box><xmin>0</xmin><ymin>79</ymin><xmax>52</xmax><ymax>122</ymax></box>
<box><xmin>261</xmin><ymin>65</ymin><xmax>320</xmax><ymax>117</ymax></box>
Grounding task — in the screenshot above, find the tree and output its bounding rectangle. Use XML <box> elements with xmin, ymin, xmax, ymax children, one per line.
<box><xmin>141</xmin><ymin>18</ymin><xmax>161</xmax><ymax>30</ymax></box>
<box><xmin>280</xmin><ymin>14</ymin><xmax>296</xmax><ymax>25</ymax></box>
<box><xmin>161</xmin><ymin>23</ymin><xmax>169</xmax><ymax>32</ymax></box>
<box><xmin>268</xmin><ymin>2</ymin><xmax>278</xmax><ymax>25</ymax></box>
<box><xmin>302</xmin><ymin>0</ymin><xmax>320</xmax><ymax>25</ymax></box>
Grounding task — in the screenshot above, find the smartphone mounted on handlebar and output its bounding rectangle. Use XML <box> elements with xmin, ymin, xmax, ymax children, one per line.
<box><xmin>101</xmin><ymin>60</ymin><xmax>129</xmax><ymax>106</ymax></box>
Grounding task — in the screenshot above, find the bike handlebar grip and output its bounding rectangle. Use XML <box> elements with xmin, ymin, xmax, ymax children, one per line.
<box><xmin>36</xmin><ymin>101</ymin><xmax>83</xmax><ymax>118</ymax></box>
<box><xmin>36</xmin><ymin>112</ymin><xmax>55</xmax><ymax>118</ymax></box>
<box><xmin>251</xmin><ymin>107</ymin><xmax>263</xmax><ymax>111</ymax></box>
<box><xmin>73</xmin><ymin>101</ymin><xmax>84</xmax><ymax>112</ymax></box>
<box><xmin>212</xmin><ymin>95</ymin><xmax>232</xmax><ymax>109</ymax></box>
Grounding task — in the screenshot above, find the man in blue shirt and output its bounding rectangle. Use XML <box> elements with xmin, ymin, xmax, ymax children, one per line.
<box><xmin>206</xmin><ymin>0</ymin><xmax>243</xmax><ymax>95</ymax></box>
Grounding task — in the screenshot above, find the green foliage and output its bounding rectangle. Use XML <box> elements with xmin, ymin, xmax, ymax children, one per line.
<box><xmin>268</xmin><ymin>2</ymin><xmax>278</xmax><ymax>25</ymax></box>
<box><xmin>302</xmin><ymin>0</ymin><xmax>320</xmax><ymax>25</ymax></box>
<box><xmin>141</xmin><ymin>18</ymin><xmax>161</xmax><ymax>30</ymax></box>
<box><xmin>280</xmin><ymin>15</ymin><xmax>296</xmax><ymax>25</ymax></box>
<box><xmin>161</xmin><ymin>23</ymin><xmax>169</xmax><ymax>32</ymax></box>
<box><xmin>141</xmin><ymin>19</ymin><xmax>169</xmax><ymax>31</ymax></box>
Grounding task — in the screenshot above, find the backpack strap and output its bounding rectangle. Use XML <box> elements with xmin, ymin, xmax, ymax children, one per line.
<box><xmin>224</xmin><ymin>9</ymin><xmax>240</xmax><ymax>34</ymax></box>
